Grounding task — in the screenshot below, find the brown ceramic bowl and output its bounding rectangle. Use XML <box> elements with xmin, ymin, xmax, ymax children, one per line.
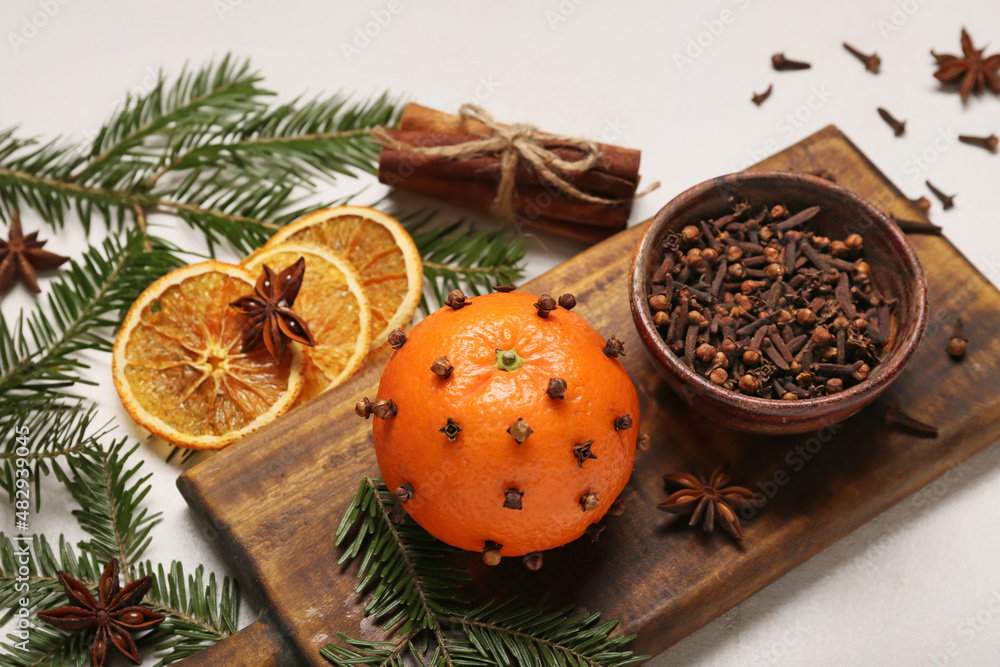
<box><xmin>629</xmin><ymin>171</ymin><xmax>928</xmax><ymax>434</ymax></box>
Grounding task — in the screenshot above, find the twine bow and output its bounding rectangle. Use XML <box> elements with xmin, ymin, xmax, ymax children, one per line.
<box><xmin>371</xmin><ymin>104</ymin><xmax>657</xmax><ymax>221</ymax></box>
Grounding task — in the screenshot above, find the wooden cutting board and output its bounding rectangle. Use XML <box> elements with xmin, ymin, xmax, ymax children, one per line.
<box><xmin>176</xmin><ymin>125</ymin><xmax>1000</xmax><ymax>666</ymax></box>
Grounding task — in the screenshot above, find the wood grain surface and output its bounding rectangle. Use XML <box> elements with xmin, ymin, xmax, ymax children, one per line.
<box><xmin>177</xmin><ymin>125</ymin><xmax>1000</xmax><ymax>665</ymax></box>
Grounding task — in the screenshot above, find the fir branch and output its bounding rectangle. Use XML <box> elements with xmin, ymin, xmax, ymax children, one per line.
<box><xmin>137</xmin><ymin>560</ymin><xmax>241</xmax><ymax>665</ymax></box>
<box><xmin>145</xmin><ymin>91</ymin><xmax>400</xmax><ymax>187</ymax></box>
<box><xmin>0</xmin><ymin>535</ymin><xmax>102</xmax><ymax>626</ymax></box>
<box><xmin>0</xmin><ymin>164</ymin><xmax>279</xmax><ymax>243</ymax></box>
<box><xmin>1</xmin><ymin>107</ymin><xmax>393</xmax><ymax>254</ymax></box>
<box><xmin>165</xmin><ymin>188</ymin><xmax>361</xmax><ymax>256</ymax></box>
<box><xmin>400</xmin><ymin>211</ymin><xmax>527</xmax><ymax>313</ymax></box>
<box><xmin>171</xmin><ymin>205</ymin><xmax>275</xmax><ymax>256</ymax></box>
<box><xmin>0</xmin><ymin>427</ymin><xmax>239</xmax><ymax>664</ymax></box>
<box><xmin>71</xmin><ymin>55</ymin><xmax>270</xmax><ymax>190</ymax></box>
<box><xmin>0</xmin><ymin>57</ymin><xmax>534</xmax><ymax>665</ymax></box>
<box><xmin>324</xmin><ymin>478</ymin><xmax>645</xmax><ymax>667</ymax></box>
<box><xmin>0</xmin><ymin>128</ymin><xmax>85</xmax><ymax>194</ymax></box>
<box><xmin>320</xmin><ymin>631</ymin><xmax>420</xmax><ymax>666</ymax></box>
<box><xmin>0</xmin><ymin>228</ymin><xmax>182</xmax><ymax>415</ymax></box>
<box><xmin>0</xmin><ymin>535</ymin><xmax>240</xmax><ymax>666</ymax></box>
<box><xmin>163</xmin><ymin>444</ymin><xmax>200</xmax><ymax>466</ymax></box>
<box><xmin>0</xmin><ymin>59</ymin><xmax>401</xmax><ymax>252</ymax></box>
<box><xmin>52</xmin><ymin>440</ymin><xmax>160</xmax><ymax>576</ymax></box>
<box><xmin>443</xmin><ymin>601</ymin><xmax>644</xmax><ymax>667</ymax></box>
<box><xmin>0</xmin><ymin>161</ymin><xmax>136</xmax><ymax>233</ymax></box>
<box><xmin>0</xmin><ymin>623</ymin><xmax>90</xmax><ymax>667</ymax></box>
<box><xmin>0</xmin><ymin>536</ymin><xmax>103</xmax><ymax>664</ymax></box>
<box><xmin>0</xmin><ymin>401</ymin><xmax>107</xmax><ymax>512</ymax></box>
<box><xmin>334</xmin><ymin>478</ymin><xmax>462</xmax><ymax>662</ymax></box>
<box><xmin>141</xmin><ymin>92</ymin><xmax>401</xmax><ymax>252</ymax></box>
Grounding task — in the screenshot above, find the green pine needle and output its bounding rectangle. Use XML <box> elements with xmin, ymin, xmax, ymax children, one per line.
<box><xmin>323</xmin><ymin>478</ymin><xmax>646</xmax><ymax>667</ymax></box>
<box><xmin>0</xmin><ymin>533</ymin><xmax>241</xmax><ymax>666</ymax></box>
<box><xmin>0</xmin><ymin>622</ymin><xmax>91</xmax><ymax>667</ymax></box>
<box><xmin>0</xmin><ymin>54</ymin><xmax>553</xmax><ymax>666</ymax></box>
<box><xmin>0</xmin><ymin>228</ymin><xmax>183</xmax><ymax>416</ymax></box>
<box><xmin>0</xmin><ymin>56</ymin><xmax>403</xmax><ymax>250</ymax></box>
<box><xmin>149</xmin><ymin>90</ymin><xmax>400</xmax><ymax>188</ymax></box>
<box><xmin>0</xmin><ymin>400</ymin><xmax>108</xmax><ymax>512</ymax></box>
<box><xmin>53</xmin><ymin>439</ymin><xmax>161</xmax><ymax>573</ymax></box>
<box><xmin>137</xmin><ymin>560</ymin><xmax>242</xmax><ymax>665</ymax></box>
<box><xmin>0</xmin><ymin>535</ymin><xmax>103</xmax><ymax>627</ymax></box>
<box><xmin>74</xmin><ymin>55</ymin><xmax>271</xmax><ymax>192</ymax></box>
<box><xmin>400</xmin><ymin>210</ymin><xmax>527</xmax><ymax>313</ymax></box>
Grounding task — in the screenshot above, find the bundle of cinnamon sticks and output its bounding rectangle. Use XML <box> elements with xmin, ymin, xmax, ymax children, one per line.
<box><xmin>376</xmin><ymin>103</ymin><xmax>647</xmax><ymax>242</ymax></box>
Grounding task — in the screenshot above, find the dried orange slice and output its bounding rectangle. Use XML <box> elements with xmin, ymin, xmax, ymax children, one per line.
<box><xmin>243</xmin><ymin>242</ymin><xmax>372</xmax><ymax>403</ymax></box>
<box><xmin>265</xmin><ymin>206</ymin><xmax>422</xmax><ymax>350</ymax></box>
<box><xmin>112</xmin><ymin>261</ymin><xmax>303</xmax><ymax>450</ymax></box>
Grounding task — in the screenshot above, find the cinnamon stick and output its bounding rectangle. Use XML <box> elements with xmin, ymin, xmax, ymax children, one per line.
<box><xmin>375</xmin><ymin>103</ymin><xmax>647</xmax><ymax>240</ymax></box>
<box><xmin>389</xmin><ymin>172</ymin><xmax>623</xmax><ymax>240</ymax></box>
<box><xmin>379</xmin><ymin>130</ymin><xmax>637</xmax><ymax>198</ymax></box>
<box><xmin>379</xmin><ymin>145</ymin><xmax>632</xmax><ymax>229</ymax></box>
<box><xmin>398</xmin><ymin>103</ymin><xmax>641</xmax><ymax>184</ymax></box>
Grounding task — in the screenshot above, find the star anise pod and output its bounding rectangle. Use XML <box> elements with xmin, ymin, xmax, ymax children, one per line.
<box><xmin>657</xmin><ymin>464</ymin><xmax>757</xmax><ymax>541</ymax></box>
<box><xmin>229</xmin><ymin>257</ymin><xmax>315</xmax><ymax>360</ymax></box>
<box><xmin>37</xmin><ymin>558</ymin><xmax>165</xmax><ymax>667</ymax></box>
<box><xmin>0</xmin><ymin>210</ymin><xmax>69</xmax><ymax>295</ymax></box>
<box><xmin>932</xmin><ymin>28</ymin><xmax>1000</xmax><ymax>103</ymax></box>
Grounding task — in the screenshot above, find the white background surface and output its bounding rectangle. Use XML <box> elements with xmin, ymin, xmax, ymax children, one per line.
<box><xmin>2</xmin><ymin>1</ymin><xmax>1000</xmax><ymax>665</ymax></box>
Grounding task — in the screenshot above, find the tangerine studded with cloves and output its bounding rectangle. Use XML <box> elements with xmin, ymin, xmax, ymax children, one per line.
<box><xmin>369</xmin><ymin>291</ymin><xmax>639</xmax><ymax>559</ymax></box>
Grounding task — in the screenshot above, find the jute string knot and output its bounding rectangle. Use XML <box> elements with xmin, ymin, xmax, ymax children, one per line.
<box><xmin>371</xmin><ymin>104</ymin><xmax>658</xmax><ymax>221</ymax></box>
